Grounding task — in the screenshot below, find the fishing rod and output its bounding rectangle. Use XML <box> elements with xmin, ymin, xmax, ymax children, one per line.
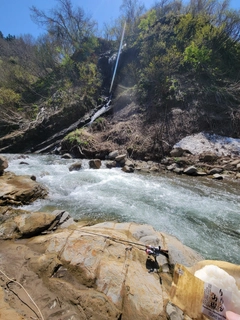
<box><xmin>70</xmin><ymin>228</ymin><xmax>146</xmax><ymax>247</ymax></box>
<box><xmin>109</xmin><ymin>21</ymin><xmax>127</xmax><ymax>94</ymax></box>
<box><xmin>68</xmin><ymin>227</ymin><xmax>169</xmax><ymax>257</ymax></box>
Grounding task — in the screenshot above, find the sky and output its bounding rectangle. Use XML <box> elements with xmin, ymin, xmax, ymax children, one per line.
<box><xmin>0</xmin><ymin>0</ymin><xmax>239</xmax><ymax>39</ymax></box>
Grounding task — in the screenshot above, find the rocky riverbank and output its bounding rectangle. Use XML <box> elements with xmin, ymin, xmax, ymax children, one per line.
<box><xmin>0</xmin><ymin>155</ymin><xmax>202</xmax><ymax>319</ymax></box>
<box><xmin>1</xmin><ymin>154</ymin><xmax>240</xmax><ymax>319</ymax></box>
<box><xmin>0</xmin><ymin>210</ymin><xmax>203</xmax><ymax>320</ymax></box>
<box><xmin>61</xmin><ymin>146</ymin><xmax>240</xmax><ymax>181</ymax></box>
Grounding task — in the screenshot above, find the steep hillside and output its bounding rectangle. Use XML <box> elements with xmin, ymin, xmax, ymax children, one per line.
<box><xmin>60</xmin><ymin>83</ymin><xmax>240</xmax><ymax>160</ymax></box>
<box><xmin>0</xmin><ymin>1</ymin><xmax>240</xmax><ymax>158</ymax></box>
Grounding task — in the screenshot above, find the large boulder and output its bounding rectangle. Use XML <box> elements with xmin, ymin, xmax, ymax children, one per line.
<box><xmin>0</xmin><ymin>172</ymin><xmax>48</xmax><ymax>206</ymax></box>
<box><xmin>0</xmin><ymin>221</ymin><xmax>202</xmax><ymax>320</ymax></box>
<box><xmin>0</xmin><ymin>208</ymin><xmax>74</xmax><ymax>239</ymax></box>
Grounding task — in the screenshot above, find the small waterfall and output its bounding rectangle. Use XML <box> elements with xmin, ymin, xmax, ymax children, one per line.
<box><xmin>109</xmin><ymin>22</ymin><xmax>126</xmax><ymax>94</ymax></box>
<box><xmin>88</xmin><ymin>99</ymin><xmax>112</xmax><ymax>125</ymax></box>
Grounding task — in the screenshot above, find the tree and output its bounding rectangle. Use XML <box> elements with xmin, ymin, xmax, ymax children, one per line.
<box><xmin>120</xmin><ymin>0</ymin><xmax>146</xmax><ymax>42</ymax></box>
<box><xmin>120</xmin><ymin>0</ymin><xmax>146</xmax><ymax>24</ymax></box>
<box><xmin>5</xmin><ymin>34</ymin><xmax>15</xmax><ymax>41</ymax></box>
<box><xmin>34</xmin><ymin>34</ymin><xmax>60</xmax><ymax>74</ymax></box>
<box><xmin>30</xmin><ymin>0</ymin><xmax>97</xmax><ymax>58</ymax></box>
<box><xmin>154</xmin><ymin>0</ymin><xmax>183</xmax><ymax>17</ymax></box>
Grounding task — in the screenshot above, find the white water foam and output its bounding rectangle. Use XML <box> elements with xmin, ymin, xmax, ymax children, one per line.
<box><xmin>3</xmin><ymin>153</ymin><xmax>240</xmax><ymax>264</ymax></box>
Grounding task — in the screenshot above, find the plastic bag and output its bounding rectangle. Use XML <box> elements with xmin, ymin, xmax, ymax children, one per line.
<box><xmin>170</xmin><ymin>260</ymin><xmax>240</xmax><ymax>320</ymax></box>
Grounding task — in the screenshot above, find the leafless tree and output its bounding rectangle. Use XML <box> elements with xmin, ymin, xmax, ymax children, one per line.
<box><xmin>30</xmin><ymin>0</ymin><xmax>97</xmax><ymax>56</ymax></box>
<box><xmin>120</xmin><ymin>0</ymin><xmax>146</xmax><ymax>35</ymax></box>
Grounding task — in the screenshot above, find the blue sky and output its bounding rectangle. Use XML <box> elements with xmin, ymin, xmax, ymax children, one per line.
<box><xmin>0</xmin><ymin>0</ymin><xmax>239</xmax><ymax>39</ymax></box>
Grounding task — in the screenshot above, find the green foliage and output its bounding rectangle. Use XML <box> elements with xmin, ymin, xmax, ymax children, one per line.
<box><xmin>134</xmin><ymin>2</ymin><xmax>240</xmax><ymax>108</ymax></box>
<box><xmin>76</xmin><ymin>62</ymin><xmax>101</xmax><ymax>95</ymax></box>
<box><xmin>0</xmin><ymin>88</ymin><xmax>21</xmax><ymax>106</ymax></box>
<box><xmin>63</xmin><ymin>129</ymin><xmax>90</xmax><ymax>147</ymax></box>
<box><xmin>183</xmin><ymin>41</ymin><xmax>212</xmax><ymax>68</ymax></box>
<box><xmin>0</xmin><ymin>0</ymin><xmax>239</xmax><ymax>130</ymax></box>
<box><xmin>138</xmin><ymin>10</ymin><xmax>157</xmax><ymax>33</ymax></box>
<box><xmin>30</xmin><ymin>0</ymin><xmax>97</xmax><ymax>57</ymax></box>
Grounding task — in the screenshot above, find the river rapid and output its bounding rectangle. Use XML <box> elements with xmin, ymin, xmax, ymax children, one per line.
<box><xmin>3</xmin><ymin>154</ymin><xmax>240</xmax><ymax>264</ymax></box>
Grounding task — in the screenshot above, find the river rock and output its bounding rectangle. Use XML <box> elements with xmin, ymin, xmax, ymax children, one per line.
<box><xmin>69</xmin><ymin>161</ymin><xmax>82</xmax><ymax>171</ymax></box>
<box><xmin>150</xmin><ymin>165</ymin><xmax>160</xmax><ymax>172</ymax></box>
<box><xmin>223</xmin><ymin>163</ymin><xmax>237</xmax><ymax>171</ymax></box>
<box><xmin>108</xmin><ymin>150</ymin><xmax>119</xmax><ymax>160</ymax></box>
<box><xmin>0</xmin><ymin>172</ymin><xmax>48</xmax><ymax>206</ymax></box>
<box><xmin>0</xmin><ymin>156</ymin><xmax>8</xmax><ymax>175</ymax></box>
<box><xmin>199</xmin><ymin>152</ymin><xmax>218</xmax><ymax>162</ymax></box>
<box><xmin>170</xmin><ymin>148</ymin><xmax>184</xmax><ymax>157</ymax></box>
<box><xmin>212</xmin><ymin>173</ymin><xmax>223</xmax><ymax>180</ymax></box>
<box><xmin>183</xmin><ymin>166</ymin><xmax>198</xmax><ymax>175</ymax></box>
<box><xmin>106</xmin><ymin>160</ymin><xmax>117</xmax><ymax>168</ymax></box>
<box><xmin>122</xmin><ymin>165</ymin><xmax>134</xmax><ymax>173</ymax></box>
<box><xmin>125</xmin><ymin>159</ymin><xmax>134</xmax><ymax>168</ymax></box>
<box><xmin>167</xmin><ymin>163</ymin><xmax>179</xmax><ymax>171</ymax></box>
<box><xmin>230</xmin><ymin>159</ymin><xmax>240</xmax><ymax>166</ymax></box>
<box><xmin>0</xmin><ymin>208</ymin><xmax>73</xmax><ymax>239</ymax></box>
<box><xmin>89</xmin><ymin>159</ymin><xmax>101</xmax><ymax>169</ymax></box>
<box><xmin>208</xmin><ymin>167</ymin><xmax>223</xmax><ymax>175</ymax></box>
<box><xmin>61</xmin><ymin>153</ymin><xmax>72</xmax><ymax>159</ymax></box>
<box><xmin>115</xmin><ymin>154</ymin><xmax>127</xmax><ymax>162</ymax></box>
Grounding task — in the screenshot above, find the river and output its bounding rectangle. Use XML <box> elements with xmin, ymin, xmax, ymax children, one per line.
<box><xmin>3</xmin><ymin>153</ymin><xmax>240</xmax><ymax>264</ymax></box>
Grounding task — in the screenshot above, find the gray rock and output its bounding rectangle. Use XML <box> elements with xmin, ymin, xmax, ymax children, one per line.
<box><xmin>173</xmin><ymin>167</ymin><xmax>184</xmax><ymax>174</ymax></box>
<box><xmin>122</xmin><ymin>165</ymin><xmax>134</xmax><ymax>173</ymax></box>
<box><xmin>89</xmin><ymin>159</ymin><xmax>101</xmax><ymax>169</ymax></box>
<box><xmin>199</xmin><ymin>152</ymin><xmax>218</xmax><ymax>162</ymax></box>
<box><xmin>69</xmin><ymin>161</ymin><xmax>82</xmax><ymax>171</ymax></box>
<box><xmin>108</xmin><ymin>150</ymin><xmax>119</xmax><ymax>160</ymax></box>
<box><xmin>183</xmin><ymin>166</ymin><xmax>198</xmax><ymax>175</ymax></box>
<box><xmin>150</xmin><ymin>166</ymin><xmax>160</xmax><ymax>172</ymax></box>
<box><xmin>61</xmin><ymin>153</ymin><xmax>72</xmax><ymax>159</ymax></box>
<box><xmin>212</xmin><ymin>173</ymin><xmax>223</xmax><ymax>180</ymax></box>
<box><xmin>230</xmin><ymin>159</ymin><xmax>240</xmax><ymax>166</ymax></box>
<box><xmin>125</xmin><ymin>159</ymin><xmax>134</xmax><ymax>168</ymax></box>
<box><xmin>106</xmin><ymin>161</ymin><xmax>117</xmax><ymax>168</ymax></box>
<box><xmin>196</xmin><ymin>171</ymin><xmax>207</xmax><ymax>176</ymax></box>
<box><xmin>115</xmin><ymin>154</ymin><xmax>127</xmax><ymax>162</ymax></box>
<box><xmin>58</xmin><ymin>211</ymin><xmax>70</xmax><ymax>224</ymax></box>
<box><xmin>167</xmin><ymin>163</ymin><xmax>179</xmax><ymax>171</ymax></box>
<box><xmin>170</xmin><ymin>148</ymin><xmax>184</xmax><ymax>157</ymax></box>
<box><xmin>166</xmin><ymin>301</ymin><xmax>184</xmax><ymax>320</ymax></box>
<box><xmin>208</xmin><ymin>167</ymin><xmax>223</xmax><ymax>175</ymax></box>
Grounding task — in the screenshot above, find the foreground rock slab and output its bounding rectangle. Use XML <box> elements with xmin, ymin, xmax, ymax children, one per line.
<box><xmin>0</xmin><ymin>221</ymin><xmax>202</xmax><ymax>320</ymax></box>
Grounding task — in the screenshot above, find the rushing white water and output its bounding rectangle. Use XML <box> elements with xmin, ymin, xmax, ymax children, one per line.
<box><xmin>3</xmin><ymin>154</ymin><xmax>240</xmax><ymax>264</ymax></box>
